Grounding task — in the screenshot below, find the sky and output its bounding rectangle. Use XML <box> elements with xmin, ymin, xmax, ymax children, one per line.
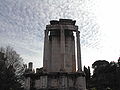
<box><xmin>0</xmin><ymin>0</ymin><xmax>120</xmax><ymax>69</ymax></box>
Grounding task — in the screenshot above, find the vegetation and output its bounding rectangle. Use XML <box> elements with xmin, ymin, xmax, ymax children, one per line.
<box><xmin>84</xmin><ymin>59</ymin><xmax>120</xmax><ymax>90</ymax></box>
<box><xmin>0</xmin><ymin>46</ymin><xmax>25</xmax><ymax>90</ymax></box>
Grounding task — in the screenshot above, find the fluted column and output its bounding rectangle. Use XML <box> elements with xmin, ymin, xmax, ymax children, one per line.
<box><xmin>43</xmin><ymin>30</ymin><xmax>49</xmax><ymax>71</ymax></box>
<box><xmin>60</xmin><ymin>26</ymin><xmax>65</xmax><ymax>71</ymax></box>
<box><xmin>76</xmin><ymin>31</ymin><xmax>82</xmax><ymax>72</ymax></box>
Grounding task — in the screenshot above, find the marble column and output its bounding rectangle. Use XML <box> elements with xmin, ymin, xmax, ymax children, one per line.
<box><xmin>60</xmin><ymin>26</ymin><xmax>65</xmax><ymax>71</ymax></box>
<box><xmin>72</xmin><ymin>36</ymin><xmax>76</xmax><ymax>72</ymax></box>
<box><xmin>76</xmin><ymin>31</ymin><xmax>82</xmax><ymax>72</ymax></box>
<box><xmin>43</xmin><ymin>30</ymin><xmax>49</xmax><ymax>71</ymax></box>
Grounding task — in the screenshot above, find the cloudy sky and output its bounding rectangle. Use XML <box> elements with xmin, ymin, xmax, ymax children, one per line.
<box><xmin>0</xmin><ymin>0</ymin><xmax>120</xmax><ymax>69</ymax></box>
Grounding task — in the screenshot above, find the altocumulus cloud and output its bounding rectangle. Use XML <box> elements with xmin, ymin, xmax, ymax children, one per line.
<box><xmin>0</xmin><ymin>0</ymin><xmax>100</xmax><ymax>68</ymax></box>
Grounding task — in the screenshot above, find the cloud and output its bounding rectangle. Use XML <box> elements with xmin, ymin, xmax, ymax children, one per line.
<box><xmin>0</xmin><ymin>0</ymin><xmax>100</xmax><ymax>68</ymax></box>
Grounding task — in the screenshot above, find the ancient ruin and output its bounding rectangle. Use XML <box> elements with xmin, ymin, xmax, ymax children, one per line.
<box><xmin>24</xmin><ymin>19</ymin><xmax>86</xmax><ymax>90</ymax></box>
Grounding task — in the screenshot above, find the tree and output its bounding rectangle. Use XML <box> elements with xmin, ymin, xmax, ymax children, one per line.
<box><xmin>90</xmin><ymin>60</ymin><xmax>120</xmax><ymax>90</ymax></box>
<box><xmin>0</xmin><ymin>46</ymin><xmax>25</xmax><ymax>90</ymax></box>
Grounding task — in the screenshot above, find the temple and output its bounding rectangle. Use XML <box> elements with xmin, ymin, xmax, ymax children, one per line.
<box><xmin>24</xmin><ymin>19</ymin><xmax>86</xmax><ymax>90</ymax></box>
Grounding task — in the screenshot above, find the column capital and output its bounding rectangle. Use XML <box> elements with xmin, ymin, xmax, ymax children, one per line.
<box><xmin>44</xmin><ymin>30</ymin><xmax>49</xmax><ymax>35</ymax></box>
<box><xmin>76</xmin><ymin>30</ymin><xmax>80</xmax><ymax>34</ymax></box>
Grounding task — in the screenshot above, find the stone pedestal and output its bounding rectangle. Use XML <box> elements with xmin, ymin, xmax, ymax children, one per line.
<box><xmin>24</xmin><ymin>72</ymin><xmax>86</xmax><ymax>90</ymax></box>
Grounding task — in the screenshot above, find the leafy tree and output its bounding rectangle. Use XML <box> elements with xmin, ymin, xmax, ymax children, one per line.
<box><xmin>89</xmin><ymin>60</ymin><xmax>120</xmax><ymax>90</ymax></box>
<box><xmin>0</xmin><ymin>46</ymin><xmax>25</xmax><ymax>90</ymax></box>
